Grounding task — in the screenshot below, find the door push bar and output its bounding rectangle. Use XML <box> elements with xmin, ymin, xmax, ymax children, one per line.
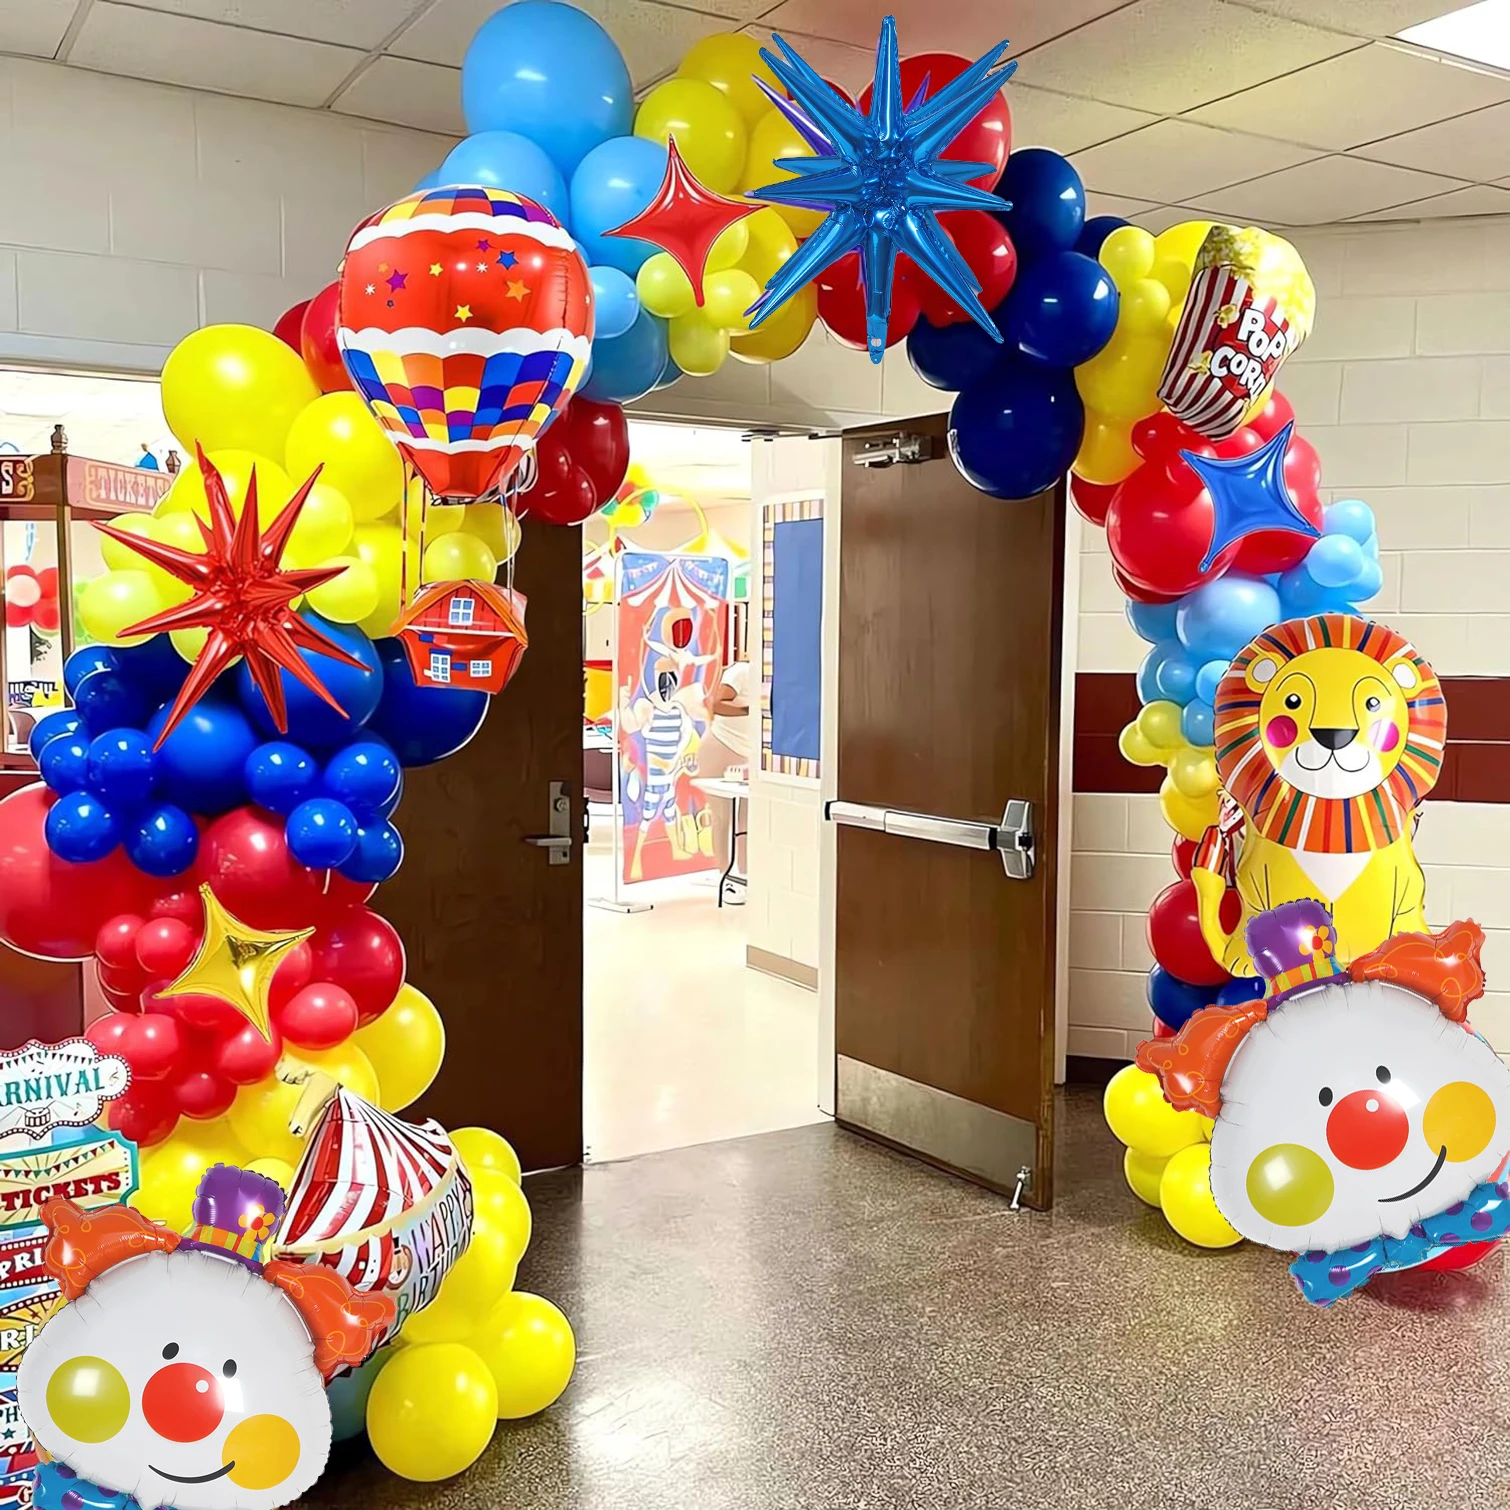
<box><xmin>825</xmin><ymin>798</ymin><xmax>1035</xmax><ymax>881</ymax></box>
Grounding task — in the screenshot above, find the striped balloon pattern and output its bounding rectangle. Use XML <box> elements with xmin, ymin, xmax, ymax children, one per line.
<box><xmin>338</xmin><ymin>186</ymin><xmax>594</xmax><ymax>501</ymax></box>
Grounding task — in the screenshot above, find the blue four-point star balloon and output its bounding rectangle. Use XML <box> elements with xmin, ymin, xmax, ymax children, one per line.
<box><xmin>746</xmin><ymin>17</ymin><xmax>1016</xmax><ymax>364</ymax></box>
<box><xmin>1183</xmin><ymin>422</ymin><xmax>1322</xmax><ymax>572</ymax></box>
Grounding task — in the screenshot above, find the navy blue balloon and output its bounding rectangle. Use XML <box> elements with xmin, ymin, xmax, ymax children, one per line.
<box><xmin>1076</xmin><ymin>215</ymin><xmax>1128</xmax><ymax>258</ymax></box>
<box><xmin>1004</xmin><ymin>251</ymin><xmax>1118</xmax><ymax>368</ymax></box>
<box><xmin>126</xmin><ymin>803</ymin><xmax>199</xmax><ymax>877</ymax></box>
<box><xmin>994</xmin><ymin>148</ymin><xmax>1085</xmax><ymax>263</ymax></box>
<box><xmin>369</xmin><ymin>640</ymin><xmax>489</xmax><ymax>767</ymax></box>
<box><xmin>947</xmin><ymin>357</ymin><xmax>1084</xmax><ymax>501</ymax></box>
<box><xmin>379</xmin><ymin>770</ymin><xmax>405</xmax><ymax>820</ymax></box>
<box><xmin>236</xmin><ymin>614</ymin><xmax>383</xmax><ymax>749</ymax></box>
<box><xmin>64</xmin><ymin>645</ymin><xmax>118</xmax><ymax>696</ymax></box>
<box><xmin>580</xmin><ymin>306</ymin><xmax>668</xmax><ymax>405</ymax></box>
<box><xmin>39</xmin><ymin>735</ymin><xmax>90</xmax><ymax>794</ymax></box>
<box><xmin>906</xmin><ymin>315</ymin><xmax>1006</xmax><ymax>392</ymax></box>
<box><xmin>286</xmin><ymin>798</ymin><xmax>358</xmax><ymax>869</ymax></box>
<box><xmin>342</xmin><ymin>821</ymin><xmax>404</xmax><ymax>884</ymax></box>
<box><xmin>73</xmin><ymin>669</ymin><xmax>146</xmax><ymax>734</ymax></box>
<box><xmin>111</xmin><ymin>635</ymin><xmax>189</xmax><ymax>701</ymax></box>
<box><xmin>323</xmin><ymin>740</ymin><xmax>401</xmax><ymax>818</ymax></box>
<box><xmin>1147</xmin><ymin>965</ymin><xmax>1212</xmax><ymax>1033</ymax></box>
<box><xmin>147</xmin><ymin>699</ymin><xmax>257</xmax><ymax>815</ymax></box>
<box><xmin>244</xmin><ymin>742</ymin><xmax>320</xmax><ymax>815</ymax></box>
<box><xmin>29</xmin><ymin>710</ymin><xmax>81</xmax><ymax>760</ymax></box>
<box><xmin>1216</xmin><ymin>976</ymin><xmax>1266</xmax><ymax>1006</ymax></box>
<box><xmin>45</xmin><ymin>790</ymin><xmax>120</xmax><ymax>863</ymax></box>
<box><xmin>87</xmin><ymin>730</ymin><xmax>157</xmax><ymax>810</ymax></box>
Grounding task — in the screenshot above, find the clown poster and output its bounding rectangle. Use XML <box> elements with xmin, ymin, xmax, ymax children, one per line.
<box><xmin>615</xmin><ymin>552</ymin><xmax>730</xmax><ymax>885</ymax></box>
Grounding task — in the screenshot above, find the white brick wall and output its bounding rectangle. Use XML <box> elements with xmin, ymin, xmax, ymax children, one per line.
<box><xmin>1070</xmin><ymin>215</ymin><xmax>1510</xmax><ymax>1061</ymax></box>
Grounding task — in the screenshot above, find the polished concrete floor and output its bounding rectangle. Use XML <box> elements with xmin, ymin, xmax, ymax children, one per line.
<box><xmin>311</xmin><ymin>1087</ymin><xmax>1510</xmax><ymax>1510</ymax></box>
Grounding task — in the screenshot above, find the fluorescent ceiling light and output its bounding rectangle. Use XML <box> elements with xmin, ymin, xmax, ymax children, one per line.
<box><xmin>1398</xmin><ymin>0</ymin><xmax>1510</xmax><ymax>71</ymax></box>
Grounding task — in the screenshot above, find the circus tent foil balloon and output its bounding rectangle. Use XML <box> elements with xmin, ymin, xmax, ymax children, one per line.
<box><xmin>337</xmin><ymin>187</ymin><xmax>594</xmax><ymax>502</ymax></box>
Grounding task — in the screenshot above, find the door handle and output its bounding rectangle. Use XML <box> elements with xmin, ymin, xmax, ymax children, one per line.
<box><xmin>826</xmin><ymin>797</ymin><xmax>1034</xmax><ymax>880</ymax></box>
<box><xmin>523</xmin><ymin>780</ymin><xmax>573</xmax><ymax>866</ymax></box>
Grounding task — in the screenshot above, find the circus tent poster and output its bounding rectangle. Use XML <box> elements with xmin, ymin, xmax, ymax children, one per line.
<box><xmin>615</xmin><ymin>552</ymin><xmax>730</xmax><ymax>885</ymax></box>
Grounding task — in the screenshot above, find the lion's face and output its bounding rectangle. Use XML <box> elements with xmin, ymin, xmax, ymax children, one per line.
<box><xmin>1248</xmin><ymin>643</ymin><xmax>1418</xmax><ymax>800</ymax></box>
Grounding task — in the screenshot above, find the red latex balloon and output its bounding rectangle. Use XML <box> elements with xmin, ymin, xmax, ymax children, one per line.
<box><xmin>913</xmin><ymin>212</ymin><xmax>1017</xmax><ymax>327</ymax></box>
<box><xmin>108</xmin><ymin>1081</ymin><xmax>180</xmax><ymax>1147</ymax></box>
<box><xmin>270</xmin><ymin>940</ymin><xmax>314</xmax><ymax>1013</ymax></box>
<box><xmin>517</xmin><ymin>398</ymin><xmax>629</xmax><ymax>527</ymax></box>
<box><xmin>1151</xmin><ymin>1016</ymin><xmax>1176</xmax><ymax>1040</ymax></box>
<box><xmin>1106</xmin><ymin>461</ymin><xmax>1239</xmax><ymax>598</ymax></box>
<box><xmin>321</xmin><ymin>873</ymin><xmax>378</xmax><ymax>911</ymax></box>
<box><xmin>0</xmin><ymin>785</ymin><xmax>156</xmax><ymax>960</ymax></box>
<box><xmin>860</xmin><ymin>52</ymin><xmax>1010</xmax><ymax>188</ymax></box>
<box><xmin>123</xmin><ymin>1013</ymin><xmax>184</xmax><ymax>1081</ymax></box>
<box><xmin>172</xmin><ymin>1067</ymin><xmax>237</xmax><ymax>1120</ymax></box>
<box><xmin>1171</xmin><ymin>837</ymin><xmax>1198</xmax><ymax>880</ymax></box>
<box><xmin>135</xmin><ymin>917</ymin><xmax>197</xmax><ymax>980</ymax></box>
<box><xmin>1247</xmin><ymin>389</ymin><xmax>1295</xmax><ymax>441</ymax></box>
<box><xmin>817</xmin><ymin>251</ymin><xmax>921</xmax><ymax>350</ymax></box>
<box><xmin>197</xmin><ymin>807</ymin><xmax>328</xmax><ymax>930</ymax></box>
<box><xmin>273</xmin><ymin>299</ymin><xmax>311</xmax><ymax>353</ymax></box>
<box><xmin>563</xmin><ymin>398</ymin><xmax>630</xmax><ymax>502</ymax></box>
<box><xmin>1112</xmin><ymin>564</ymin><xmax>1182</xmax><ymax>605</ymax></box>
<box><xmin>523</xmin><ymin>458</ymin><xmax>598</xmax><ymax>527</ymax></box>
<box><xmin>216</xmin><ymin>1021</ymin><xmax>284</xmax><ymax>1085</ymax></box>
<box><xmin>85</xmin><ymin>1014</ymin><xmax>130</xmax><ymax>1057</ymax></box>
<box><xmin>1069</xmin><ymin>474</ymin><xmax>1117</xmax><ymax>528</ymax></box>
<box><xmin>300</xmin><ymin>282</ymin><xmax>351</xmax><ymax>394</ymax></box>
<box><xmin>1147</xmin><ymin>879</ymin><xmax>1229</xmax><ymax>987</ymax></box>
<box><xmin>151</xmin><ymin>889</ymin><xmax>206</xmax><ymax>928</ymax></box>
<box><xmin>275</xmin><ymin>982</ymin><xmax>360</xmax><ymax>1050</ymax></box>
<box><xmin>308</xmin><ymin>908</ymin><xmax>405</xmax><ymax>1026</ymax></box>
<box><xmin>96</xmin><ymin>915</ymin><xmax>145</xmax><ymax>972</ymax></box>
<box><xmin>143</xmin><ymin>980</ymin><xmax>242</xmax><ymax>1036</ymax></box>
<box><xmin>1131</xmin><ymin>412</ymin><xmax>1212</xmax><ymax>468</ymax></box>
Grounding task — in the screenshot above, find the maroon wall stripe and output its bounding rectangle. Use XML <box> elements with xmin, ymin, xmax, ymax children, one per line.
<box><xmin>1073</xmin><ymin>672</ymin><xmax>1507</xmax><ymax>804</ymax></box>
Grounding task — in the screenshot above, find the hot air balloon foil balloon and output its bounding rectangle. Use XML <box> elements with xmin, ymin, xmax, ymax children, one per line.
<box><xmin>338</xmin><ymin>187</ymin><xmax>595</xmax><ymax>502</ymax></box>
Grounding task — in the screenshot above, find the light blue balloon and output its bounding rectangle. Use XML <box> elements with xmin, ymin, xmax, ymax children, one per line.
<box><xmin>1154</xmin><ymin>646</ymin><xmax>1198</xmax><ymax>705</ymax></box>
<box><xmin>653</xmin><ymin>350</ymin><xmax>684</xmax><ymax>392</ymax></box>
<box><xmin>1176</xmin><ymin>574</ymin><xmax>1281</xmax><ymax>660</ymax></box>
<box><xmin>580</xmin><ymin>306</ymin><xmax>668</xmax><ymax>404</ymax></box>
<box><xmin>327</xmin><ymin>1346</ymin><xmax>395</xmax><ymax>1443</ymax></box>
<box><xmin>413</xmin><ymin>169</ymin><xmax>444</xmax><ymax>193</ymax></box>
<box><xmin>1125</xmin><ymin>598</ymin><xmax>1179</xmax><ymax>645</ymax></box>
<box><xmin>1195</xmin><ymin>659</ymin><xmax>1228</xmax><ymax>706</ymax></box>
<box><xmin>1136</xmin><ymin>645</ymin><xmax>1164</xmax><ymax>706</ymax></box>
<box><xmin>462</xmin><ymin>0</ymin><xmax>632</xmax><ymax>178</ymax></box>
<box><xmin>570</xmin><ymin>136</ymin><xmax>669</xmax><ymax>275</ymax></box>
<box><xmin>1305</xmin><ymin>533</ymin><xmax>1364</xmax><ymax>588</ymax></box>
<box><xmin>1349</xmin><ymin>556</ymin><xmax>1384</xmax><ymax>601</ymax></box>
<box><xmin>1360</xmin><ymin>530</ymin><xmax>1380</xmax><ymax>560</ymax></box>
<box><xmin>1323</xmin><ymin>498</ymin><xmax>1375</xmax><ymax>544</ymax></box>
<box><xmin>441</xmin><ymin>132</ymin><xmax>569</xmax><ymax>225</ymax></box>
<box><xmin>1277</xmin><ymin>562</ymin><xmax>1332</xmax><ymax>619</ymax></box>
<box><xmin>1182</xmin><ymin>699</ymin><xmax>1215</xmax><ymax>747</ymax></box>
<box><xmin>590</xmin><ymin>265</ymin><xmax>639</xmax><ymax>339</ymax></box>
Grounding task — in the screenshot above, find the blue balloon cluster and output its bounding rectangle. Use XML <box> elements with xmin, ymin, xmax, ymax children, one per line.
<box><xmin>415</xmin><ymin>1</ymin><xmax>678</xmax><ymax>403</ymax></box>
<box><xmin>911</xmin><ymin>149</ymin><xmax>1120</xmax><ymax>500</ymax></box>
<box><xmin>1276</xmin><ymin>499</ymin><xmax>1384</xmax><ymax>620</ymax></box>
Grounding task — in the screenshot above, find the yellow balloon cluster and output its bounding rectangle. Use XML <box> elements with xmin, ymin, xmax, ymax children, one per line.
<box><xmin>1104</xmin><ymin>1065</ymin><xmax>1239</xmax><ymax>1248</ymax></box>
<box><xmin>1118</xmin><ymin>700</ymin><xmax>1221</xmax><ymax>842</ymax></box>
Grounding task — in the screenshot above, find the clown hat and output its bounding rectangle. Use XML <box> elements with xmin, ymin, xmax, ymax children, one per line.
<box><xmin>178</xmin><ymin>1163</ymin><xmax>286</xmax><ymax>1270</ymax></box>
<box><xmin>1244</xmin><ymin>899</ymin><xmax>1344</xmax><ymax>1006</ymax></box>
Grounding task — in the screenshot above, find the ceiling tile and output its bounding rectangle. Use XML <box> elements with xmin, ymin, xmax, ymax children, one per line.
<box><xmin>67</xmin><ymin>3</ymin><xmax>363</xmax><ymax>107</ymax></box>
<box><xmin>1008</xmin><ymin>84</ymin><xmax>1157</xmax><ymax>155</ymax></box>
<box><xmin>1350</xmin><ymin>183</ymin><xmax>1510</xmax><ymax>220</ymax></box>
<box><xmin>1012</xmin><ymin>0</ymin><xmax>1361</xmax><ymax>114</ymax></box>
<box><xmin>122</xmin><ymin>0</ymin><xmax>426</xmax><ymax>49</ymax></box>
<box><xmin>1132</xmin><ymin>204</ymin><xmax>1208</xmax><ymax>233</ymax></box>
<box><xmin>758</xmin><ymin>0</ymin><xmax>1128</xmax><ymax>56</ymax></box>
<box><xmin>1189</xmin><ymin>43</ymin><xmax>1510</xmax><ymax>151</ymax></box>
<box><xmin>332</xmin><ymin>55</ymin><xmax>463</xmax><ymax>133</ymax></box>
<box><xmin>739</xmin><ymin>26</ymin><xmax>876</xmax><ymax>94</ymax></box>
<box><xmin>1189</xmin><ymin>154</ymin><xmax>1464</xmax><ymax>224</ymax></box>
<box><xmin>1356</xmin><ymin>101</ymin><xmax>1510</xmax><ymax>182</ymax></box>
<box><xmin>1233</xmin><ymin>0</ymin><xmax>1456</xmax><ymax>33</ymax></box>
<box><xmin>1073</xmin><ymin>120</ymin><xmax>1319</xmax><ymax>202</ymax></box>
<box><xmin>1086</xmin><ymin>193</ymin><xmax>1163</xmax><ymax>220</ymax></box>
<box><xmin>0</xmin><ymin>0</ymin><xmax>79</xmax><ymax>58</ymax></box>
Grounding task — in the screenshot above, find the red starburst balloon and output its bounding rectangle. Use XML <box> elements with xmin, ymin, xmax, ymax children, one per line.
<box><xmin>95</xmin><ymin>449</ymin><xmax>367</xmax><ymax>745</ymax></box>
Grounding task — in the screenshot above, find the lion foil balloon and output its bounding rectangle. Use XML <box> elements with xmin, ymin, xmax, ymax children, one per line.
<box><xmin>1192</xmin><ymin>613</ymin><xmax>1446</xmax><ymax>976</ymax></box>
<box><xmin>1139</xmin><ymin>901</ymin><xmax>1510</xmax><ymax>1305</ymax></box>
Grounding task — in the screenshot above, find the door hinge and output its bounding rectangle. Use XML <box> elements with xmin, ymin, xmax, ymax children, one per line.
<box><xmin>853</xmin><ymin>433</ymin><xmax>934</xmax><ymax>467</ymax></box>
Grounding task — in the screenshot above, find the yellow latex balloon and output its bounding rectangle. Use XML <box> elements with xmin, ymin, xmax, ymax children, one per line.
<box><xmin>1098</xmin><ymin>225</ymin><xmax>1156</xmax><ymax>287</ymax></box>
<box><xmin>1074</xmin><ymin>335</ymin><xmax>1167</xmax><ymax>422</ymax></box>
<box><xmin>305</xmin><ymin>556</ymin><xmax>380</xmax><ymax>625</ymax></box>
<box><xmin>285</xmin><ymin>393</ymin><xmax>405</xmax><ymax>522</ymax></box>
<box><xmin>170</xmin><ymin>626</ymin><xmax>233</xmax><ymax>666</ymax></box>
<box><xmin>634</xmin><ymin>77</ymin><xmax>747</xmax><ymax>193</ymax></box>
<box><xmin>401</xmin><ymin>1225</ymin><xmax>513</xmax><ymax>1345</ymax></box>
<box><xmin>408</xmin><ymin>503</ymin><xmax>465</xmax><ymax>541</ymax></box>
<box><xmin>286</xmin><ymin>1042</ymin><xmax>379</xmax><ymax>1105</ymax></box>
<box><xmin>246</xmin><ymin>1157</ymin><xmax>295</xmax><ymax>1191</ymax></box>
<box><xmin>79</xmin><ymin>571</ymin><xmax>162</xmax><ymax>647</ymax></box>
<box><xmin>227</xmin><ymin>1076</ymin><xmax>305</xmax><ymax>1166</ymax></box>
<box><xmin>421</xmin><ymin>532</ymin><xmax>497</xmax><ymax>585</ymax></box>
<box><xmin>132</xmin><ymin>1117</ymin><xmax>247</xmax><ymax>1226</ymax></box>
<box><xmin>703</xmin><ymin>269</ymin><xmax>760</xmax><ymax>332</ymax></box>
<box><xmin>741</xmin><ymin>107</ymin><xmax>823</xmax><ymax>237</ymax></box>
<box><xmin>636</xmin><ymin>253</ymin><xmax>696</xmax><ymax>319</ymax></box>
<box><xmin>365</xmin><ymin>1343</ymin><xmax>497</xmax><ymax>1482</ymax></box>
<box><xmin>1124</xmin><ymin>1147</ymin><xmax>1170</xmax><ymax>1207</ymax></box>
<box><xmin>1159</xmin><ymin>1142</ymin><xmax>1242</xmax><ymax>1248</ymax></box>
<box><xmin>1136</xmin><ymin>700</ymin><xmax>1183</xmax><ymax>751</ymax></box>
<box><xmin>284</xmin><ymin>480</ymin><xmax>354</xmax><ymax>563</ymax></box>
<box><xmin>472</xmin><ymin>1171</ymin><xmax>532</xmax><ymax>1267</ymax></box>
<box><xmin>1169</xmin><ymin>743</ymin><xmax>1218</xmax><ymax>800</ymax></box>
<box><xmin>703</xmin><ymin>218</ymin><xmax>749</xmax><ymax>274</ymax></box>
<box><xmin>355</xmin><ymin>983</ymin><xmax>445</xmax><ymax>1113</ymax></box>
<box><xmin>468</xmin><ymin>1293</ymin><xmax>575</xmax><ymax>1420</ymax></box>
<box><xmin>452</xmin><ymin>1127</ymin><xmax>522</xmax><ymax>1186</ymax></box>
<box><xmin>1072</xmin><ymin>412</ymin><xmax>1138</xmax><ymax>486</ymax></box>
<box><xmin>168</xmin><ymin>450</ymin><xmax>294</xmax><ymax>528</ymax></box>
<box><xmin>1117</xmin><ymin>720</ymin><xmax>1165</xmax><ymax>768</ymax></box>
<box><xmin>99</xmin><ymin>514</ymin><xmax>156</xmax><ymax>571</ymax></box>
<box><xmin>462</xmin><ymin>505</ymin><xmax>520</xmax><ymax>565</ymax></box>
<box><xmin>668</xmin><ymin>312</ymin><xmax>730</xmax><ymax>377</ymax></box>
<box><xmin>1160</xmin><ymin>774</ymin><xmax>1220</xmax><ymax>842</ymax></box>
<box><xmin>736</xmin><ymin>206</ymin><xmax>798</xmax><ymax>286</ymax></box>
<box><xmin>1104</xmin><ymin>1065</ymin><xmax>1207</xmax><ymax>1159</ymax></box>
<box><xmin>730</xmin><ymin>284</ymin><xmax>816</xmax><ymax>364</ymax></box>
<box><xmin>352</xmin><ymin>522</ymin><xmax>421</xmax><ymax>640</ymax></box>
<box><xmin>678</xmin><ymin>32</ymin><xmax>783</xmax><ymax>128</ymax></box>
<box><xmin>161</xmin><ymin>324</ymin><xmax>320</xmax><ymax>459</ymax></box>
<box><xmin>1120</xmin><ymin>278</ymin><xmax>1173</xmax><ymax>336</ymax></box>
<box><xmin>1154</xmin><ymin>219</ymin><xmax>1215</xmax><ymax>272</ymax></box>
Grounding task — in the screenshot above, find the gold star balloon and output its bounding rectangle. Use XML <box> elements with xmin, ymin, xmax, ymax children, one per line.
<box><xmin>157</xmin><ymin>885</ymin><xmax>314</xmax><ymax>1042</ymax></box>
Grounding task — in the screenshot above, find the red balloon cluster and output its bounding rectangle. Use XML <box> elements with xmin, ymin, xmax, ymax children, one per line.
<box><xmin>1146</xmin><ymin>879</ymin><xmax>1240</xmax><ymax>989</ymax></box>
<box><xmin>274</xmin><ymin>281</ymin><xmax>351</xmax><ymax>394</ymax></box>
<box><xmin>517</xmin><ymin>396</ymin><xmax>630</xmax><ymax>527</ymax></box>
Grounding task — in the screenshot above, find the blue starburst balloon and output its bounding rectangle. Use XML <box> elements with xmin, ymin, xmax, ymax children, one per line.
<box><xmin>747</xmin><ymin>17</ymin><xmax>1016</xmax><ymax>364</ymax></box>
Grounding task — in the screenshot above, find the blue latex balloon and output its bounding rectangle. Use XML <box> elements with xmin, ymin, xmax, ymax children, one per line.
<box><xmin>1305</xmin><ymin>533</ymin><xmax>1364</xmax><ymax>588</ymax></box>
<box><xmin>570</xmin><ymin>136</ymin><xmax>668</xmax><ymax>274</ymax></box>
<box><xmin>328</xmin><ymin>1346</ymin><xmax>395</xmax><ymax>1443</ymax></box>
<box><xmin>413</xmin><ymin>168</ymin><xmax>444</xmax><ymax>193</ymax></box>
<box><xmin>1350</xmin><ymin>556</ymin><xmax>1384</xmax><ymax>601</ymax></box>
<box><xmin>112</xmin><ymin>635</ymin><xmax>189</xmax><ymax>701</ymax></box>
<box><xmin>379</xmin><ymin>770</ymin><xmax>405</xmax><ymax>820</ymax></box>
<box><xmin>39</xmin><ymin>735</ymin><xmax>90</xmax><ymax>794</ymax></box>
<box><xmin>1323</xmin><ymin>498</ymin><xmax>1375</xmax><ymax>544</ymax></box>
<box><xmin>45</xmin><ymin>790</ymin><xmax>120</xmax><ymax>863</ymax></box>
<box><xmin>1004</xmin><ymin>251</ymin><xmax>1118</xmax><ymax>368</ymax></box>
<box><xmin>29</xmin><ymin>710</ymin><xmax>81</xmax><ymax>760</ymax></box>
<box><xmin>1135</xmin><ymin>646</ymin><xmax>1163</xmax><ymax>706</ymax></box>
<box><xmin>994</xmin><ymin>148</ymin><xmax>1085</xmax><ymax>262</ymax></box>
<box><xmin>73</xmin><ymin>669</ymin><xmax>146</xmax><ymax>734</ymax></box>
<box><xmin>236</xmin><ymin>615</ymin><xmax>383</xmax><ymax>749</ymax></box>
<box><xmin>1277</xmin><ymin>561</ymin><xmax>1333</xmax><ymax>619</ymax></box>
<box><xmin>243</xmin><ymin>742</ymin><xmax>319</xmax><ymax>815</ymax></box>
<box><xmin>1076</xmin><ymin>215</ymin><xmax>1128</xmax><ymax>258</ymax></box>
<box><xmin>1360</xmin><ymin>530</ymin><xmax>1379</xmax><ymax>561</ymax></box>
<box><xmin>590</xmin><ymin>265</ymin><xmax>639</xmax><ymax>339</ymax></box>
<box><xmin>441</xmin><ymin>132</ymin><xmax>569</xmax><ymax>224</ymax></box>
<box><xmin>369</xmin><ymin>640</ymin><xmax>489</xmax><ymax>767</ymax></box>
<box><xmin>462</xmin><ymin>0</ymin><xmax>632</xmax><ymax>177</ymax></box>
<box><xmin>1154</xmin><ymin>646</ymin><xmax>1198</xmax><ymax>705</ymax></box>
<box><xmin>286</xmin><ymin>798</ymin><xmax>358</xmax><ymax>869</ymax></box>
<box><xmin>1195</xmin><ymin>659</ymin><xmax>1228</xmax><ymax>706</ymax></box>
<box><xmin>87</xmin><ymin>730</ymin><xmax>157</xmax><ymax>811</ymax></box>
<box><xmin>652</xmin><ymin>350</ymin><xmax>684</xmax><ymax>392</ymax></box>
<box><xmin>1126</xmin><ymin>600</ymin><xmax>1179</xmax><ymax>645</ymax></box>
<box><xmin>947</xmin><ymin>357</ymin><xmax>1084</xmax><ymax>501</ymax></box>
<box><xmin>906</xmin><ymin>315</ymin><xmax>1006</xmax><ymax>392</ymax></box>
<box><xmin>342</xmin><ymin>821</ymin><xmax>404</xmax><ymax>884</ymax></box>
<box><xmin>1182</xmin><ymin>699</ymin><xmax>1215</xmax><ymax>747</ymax></box>
<box><xmin>580</xmin><ymin>306</ymin><xmax>668</xmax><ymax>404</ymax></box>
<box><xmin>1147</xmin><ymin>965</ymin><xmax>1211</xmax><ymax>1033</ymax></box>
<box><xmin>146</xmin><ymin>699</ymin><xmax>257</xmax><ymax>815</ymax></box>
<box><xmin>1216</xmin><ymin>975</ymin><xmax>1266</xmax><ymax>1006</ymax></box>
<box><xmin>126</xmin><ymin>803</ymin><xmax>198</xmax><ymax>877</ymax></box>
<box><xmin>64</xmin><ymin>645</ymin><xmax>117</xmax><ymax>696</ymax></box>
<box><xmin>1176</xmin><ymin>574</ymin><xmax>1281</xmax><ymax>660</ymax></box>
<box><xmin>323</xmin><ymin>740</ymin><xmax>401</xmax><ymax>818</ymax></box>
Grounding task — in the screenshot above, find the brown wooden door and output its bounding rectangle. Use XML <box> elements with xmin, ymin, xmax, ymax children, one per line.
<box><xmin>833</xmin><ymin>413</ymin><xmax>1064</xmax><ymax>1209</ymax></box>
<box><xmin>379</xmin><ymin>516</ymin><xmax>583</xmax><ymax>1173</ymax></box>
